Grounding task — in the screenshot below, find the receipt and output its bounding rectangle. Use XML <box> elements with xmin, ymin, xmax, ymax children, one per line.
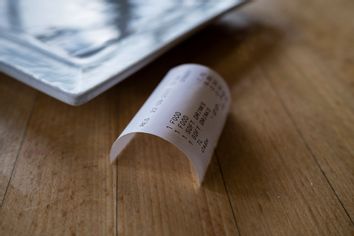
<box><xmin>110</xmin><ymin>64</ymin><xmax>230</xmax><ymax>183</ymax></box>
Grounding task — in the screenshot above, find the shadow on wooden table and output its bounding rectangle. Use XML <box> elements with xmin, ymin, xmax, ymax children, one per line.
<box><xmin>106</xmin><ymin>13</ymin><xmax>284</xmax><ymax>102</ymax></box>
<box><xmin>183</xmin><ymin>13</ymin><xmax>283</xmax><ymax>84</ymax></box>
<box><xmin>197</xmin><ymin>18</ymin><xmax>283</xmax><ymax>190</ymax></box>
<box><xmin>204</xmin><ymin>114</ymin><xmax>267</xmax><ymax>191</ymax></box>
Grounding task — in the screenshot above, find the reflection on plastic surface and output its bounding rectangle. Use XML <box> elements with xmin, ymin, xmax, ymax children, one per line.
<box><xmin>0</xmin><ymin>0</ymin><xmax>246</xmax><ymax>104</ymax></box>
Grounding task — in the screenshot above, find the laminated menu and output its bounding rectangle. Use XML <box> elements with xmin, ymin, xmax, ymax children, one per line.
<box><xmin>0</xmin><ymin>0</ymin><xmax>246</xmax><ymax>105</ymax></box>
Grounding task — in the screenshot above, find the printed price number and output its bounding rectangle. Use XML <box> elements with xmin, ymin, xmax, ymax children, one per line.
<box><xmin>169</xmin><ymin>111</ymin><xmax>181</xmax><ymax>125</ymax></box>
<box><xmin>178</xmin><ymin>115</ymin><xmax>189</xmax><ymax>129</ymax></box>
<box><xmin>201</xmin><ymin>138</ymin><xmax>209</xmax><ymax>153</ymax></box>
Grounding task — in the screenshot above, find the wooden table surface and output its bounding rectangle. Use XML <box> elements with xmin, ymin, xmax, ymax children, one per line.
<box><xmin>0</xmin><ymin>0</ymin><xmax>353</xmax><ymax>235</ymax></box>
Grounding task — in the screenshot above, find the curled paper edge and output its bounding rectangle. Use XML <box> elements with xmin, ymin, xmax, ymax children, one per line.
<box><xmin>109</xmin><ymin>64</ymin><xmax>231</xmax><ymax>184</ymax></box>
<box><xmin>110</xmin><ymin>132</ymin><xmax>207</xmax><ymax>183</ymax></box>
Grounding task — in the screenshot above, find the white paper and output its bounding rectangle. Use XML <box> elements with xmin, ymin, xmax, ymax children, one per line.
<box><xmin>110</xmin><ymin>64</ymin><xmax>230</xmax><ymax>183</ymax></box>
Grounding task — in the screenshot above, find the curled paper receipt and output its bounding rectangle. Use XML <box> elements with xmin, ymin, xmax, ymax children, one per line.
<box><xmin>110</xmin><ymin>64</ymin><xmax>230</xmax><ymax>183</ymax></box>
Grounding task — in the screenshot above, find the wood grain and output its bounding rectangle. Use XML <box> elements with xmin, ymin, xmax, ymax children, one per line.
<box><xmin>263</xmin><ymin>46</ymin><xmax>354</xmax><ymax>220</ymax></box>
<box><xmin>215</xmin><ymin>67</ymin><xmax>353</xmax><ymax>235</ymax></box>
<box><xmin>0</xmin><ymin>94</ymin><xmax>117</xmax><ymax>235</ymax></box>
<box><xmin>0</xmin><ymin>0</ymin><xmax>353</xmax><ymax>235</ymax></box>
<box><xmin>0</xmin><ymin>76</ymin><xmax>36</xmax><ymax>205</ymax></box>
<box><xmin>246</xmin><ymin>0</ymin><xmax>354</xmax><ymax>220</ymax></box>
